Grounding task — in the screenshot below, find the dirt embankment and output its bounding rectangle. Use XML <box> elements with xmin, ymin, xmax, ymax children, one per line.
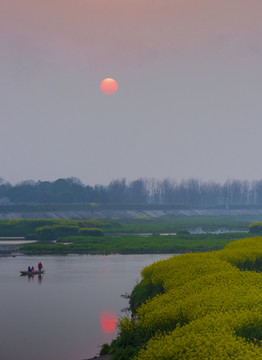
<box><xmin>1</xmin><ymin>208</ymin><xmax>262</xmax><ymax>220</ymax></box>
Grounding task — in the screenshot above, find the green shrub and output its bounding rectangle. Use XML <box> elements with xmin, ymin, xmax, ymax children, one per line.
<box><xmin>36</xmin><ymin>225</ymin><xmax>79</xmax><ymax>240</ymax></box>
<box><xmin>249</xmin><ymin>222</ymin><xmax>262</xmax><ymax>234</ymax></box>
<box><xmin>100</xmin><ymin>343</ymin><xmax>111</xmax><ymax>355</ymax></box>
<box><xmin>78</xmin><ymin>228</ymin><xmax>104</xmax><ymax>236</ymax></box>
<box><xmin>24</xmin><ymin>233</ymin><xmax>37</xmax><ymax>240</ymax></box>
<box><xmin>130</xmin><ymin>280</ymin><xmax>164</xmax><ymax>313</ymax></box>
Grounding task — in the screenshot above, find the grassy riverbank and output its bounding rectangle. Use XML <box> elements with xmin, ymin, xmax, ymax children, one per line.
<box><xmin>0</xmin><ymin>216</ymin><xmax>250</xmax><ymax>255</ymax></box>
<box><xmin>116</xmin><ymin>215</ymin><xmax>250</xmax><ymax>234</ymax></box>
<box><xmin>0</xmin><ymin>216</ymin><xmax>250</xmax><ymax>236</ymax></box>
<box><xmin>21</xmin><ymin>232</ymin><xmax>249</xmax><ymax>255</ymax></box>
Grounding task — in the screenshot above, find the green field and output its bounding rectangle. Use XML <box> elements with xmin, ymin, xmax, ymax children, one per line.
<box><xmin>0</xmin><ymin>216</ymin><xmax>253</xmax><ymax>254</ymax></box>
<box><xmin>21</xmin><ymin>232</ymin><xmax>250</xmax><ymax>254</ymax></box>
<box><xmin>115</xmin><ymin>215</ymin><xmax>249</xmax><ymax>234</ymax></box>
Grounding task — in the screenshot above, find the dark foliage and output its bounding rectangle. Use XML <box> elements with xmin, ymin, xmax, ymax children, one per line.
<box><xmin>2</xmin><ymin>177</ymin><xmax>262</xmax><ymax>208</ymax></box>
<box><xmin>130</xmin><ymin>280</ymin><xmax>164</xmax><ymax>314</ymax></box>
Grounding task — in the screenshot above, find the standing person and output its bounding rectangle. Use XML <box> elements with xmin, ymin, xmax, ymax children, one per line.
<box><xmin>38</xmin><ymin>262</ymin><xmax>42</xmax><ymax>272</ymax></box>
<box><xmin>28</xmin><ymin>266</ymin><xmax>31</xmax><ymax>272</ymax></box>
<box><xmin>31</xmin><ymin>266</ymin><xmax>34</xmax><ymax>272</ymax></box>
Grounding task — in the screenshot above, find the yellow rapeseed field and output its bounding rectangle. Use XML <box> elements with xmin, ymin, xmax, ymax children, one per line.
<box><xmin>119</xmin><ymin>237</ymin><xmax>262</xmax><ymax>359</ymax></box>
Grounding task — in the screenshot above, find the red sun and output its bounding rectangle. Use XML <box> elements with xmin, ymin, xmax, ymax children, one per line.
<box><xmin>100</xmin><ymin>78</ymin><xmax>118</xmax><ymax>95</ymax></box>
<box><xmin>100</xmin><ymin>310</ymin><xmax>117</xmax><ymax>334</ymax></box>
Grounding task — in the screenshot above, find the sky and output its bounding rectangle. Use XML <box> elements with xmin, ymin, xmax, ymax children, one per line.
<box><xmin>1</xmin><ymin>0</ymin><xmax>262</xmax><ymax>186</ymax></box>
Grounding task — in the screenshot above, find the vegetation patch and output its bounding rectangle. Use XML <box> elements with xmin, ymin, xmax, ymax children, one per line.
<box><xmin>236</xmin><ymin>322</ymin><xmax>262</xmax><ymax>345</ymax></box>
<box><xmin>0</xmin><ymin>217</ymin><xmax>250</xmax><ymax>255</ymax></box>
<box><xmin>116</xmin><ymin>216</ymin><xmax>249</xmax><ymax>234</ymax></box>
<box><xmin>108</xmin><ymin>237</ymin><xmax>262</xmax><ymax>360</ymax></box>
<box><xmin>0</xmin><ymin>216</ymin><xmax>250</xmax><ymax>237</ymax></box>
<box><xmin>130</xmin><ymin>280</ymin><xmax>164</xmax><ymax>314</ymax></box>
<box><xmin>21</xmin><ymin>233</ymin><xmax>247</xmax><ymax>255</ymax></box>
<box><xmin>249</xmin><ymin>222</ymin><xmax>262</xmax><ymax>234</ymax></box>
<box><xmin>236</xmin><ymin>258</ymin><xmax>262</xmax><ymax>272</ymax></box>
<box><xmin>0</xmin><ymin>219</ymin><xmax>112</xmax><ymax>239</ymax></box>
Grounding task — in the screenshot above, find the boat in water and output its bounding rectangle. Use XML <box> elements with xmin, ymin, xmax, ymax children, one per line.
<box><xmin>20</xmin><ymin>270</ymin><xmax>45</xmax><ymax>276</ymax></box>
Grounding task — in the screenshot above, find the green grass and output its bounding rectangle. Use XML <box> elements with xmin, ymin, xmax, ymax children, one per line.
<box><xmin>22</xmin><ymin>232</ymin><xmax>249</xmax><ymax>255</ymax></box>
<box><xmin>0</xmin><ymin>216</ymin><xmax>252</xmax><ymax>255</ymax></box>
<box><xmin>0</xmin><ymin>219</ymin><xmax>118</xmax><ymax>237</ymax></box>
<box><xmin>0</xmin><ymin>216</ymin><xmax>250</xmax><ymax>237</ymax></box>
<box><xmin>112</xmin><ymin>216</ymin><xmax>250</xmax><ymax>234</ymax></box>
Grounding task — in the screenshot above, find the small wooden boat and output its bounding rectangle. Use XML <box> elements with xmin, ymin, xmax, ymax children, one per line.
<box><xmin>20</xmin><ymin>270</ymin><xmax>45</xmax><ymax>276</ymax></box>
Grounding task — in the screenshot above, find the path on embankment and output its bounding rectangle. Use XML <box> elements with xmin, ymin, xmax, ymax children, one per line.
<box><xmin>1</xmin><ymin>208</ymin><xmax>262</xmax><ymax>219</ymax></box>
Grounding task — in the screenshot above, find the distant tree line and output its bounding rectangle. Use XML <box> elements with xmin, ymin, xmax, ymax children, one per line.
<box><xmin>2</xmin><ymin>177</ymin><xmax>262</xmax><ymax>208</ymax></box>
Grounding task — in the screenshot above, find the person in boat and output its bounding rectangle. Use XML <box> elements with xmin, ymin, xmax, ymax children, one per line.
<box><xmin>28</xmin><ymin>266</ymin><xmax>32</xmax><ymax>272</ymax></box>
<box><xmin>38</xmin><ymin>262</ymin><xmax>42</xmax><ymax>272</ymax></box>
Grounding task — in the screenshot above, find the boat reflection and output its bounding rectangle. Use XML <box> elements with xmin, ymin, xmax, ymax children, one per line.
<box><xmin>100</xmin><ymin>310</ymin><xmax>117</xmax><ymax>334</ymax></box>
<box><xmin>27</xmin><ymin>274</ymin><xmax>43</xmax><ymax>284</ymax></box>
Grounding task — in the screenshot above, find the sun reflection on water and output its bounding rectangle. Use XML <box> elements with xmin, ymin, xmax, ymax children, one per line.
<box><xmin>100</xmin><ymin>310</ymin><xmax>117</xmax><ymax>334</ymax></box>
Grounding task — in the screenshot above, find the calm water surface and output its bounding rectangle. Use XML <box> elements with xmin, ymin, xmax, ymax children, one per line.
<box><xmin>0</xmin><ymin>254</ymin><xmax>173</xmax><ymax>360</ymax></box>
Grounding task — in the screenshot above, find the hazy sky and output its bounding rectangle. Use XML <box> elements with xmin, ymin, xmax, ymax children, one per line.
<box><xmin>1</xmin><ymin>0</ymin><xmax>262</xmax><ymax>185</ymax></box>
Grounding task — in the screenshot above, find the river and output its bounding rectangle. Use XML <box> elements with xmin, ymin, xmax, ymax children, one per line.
<box><xmin>0</xmin><ymin>254</ymin><xmax>173</xmax><ymax>360</ymax></box>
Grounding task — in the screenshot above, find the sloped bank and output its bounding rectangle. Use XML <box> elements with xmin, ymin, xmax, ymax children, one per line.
<box><xmin>2</xmin><ymin>207</ymin><xmax>262</xmax><ymax>219</ymax></box>
<box><xmin>108</xmin><ymin>237</ymin><xmax>262</xmax><ymax>359</ymax></box>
